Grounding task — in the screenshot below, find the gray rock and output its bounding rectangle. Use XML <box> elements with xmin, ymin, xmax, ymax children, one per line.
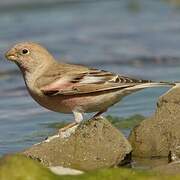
<box><xmin>23</xmin><ymin>117</ymin><xmax>132</xmax><ymax>171</ymax></box>
<box><xmin>129</xmin><ymin>86</ymin><xmax>180</xmax><ymax>158</ymax></box>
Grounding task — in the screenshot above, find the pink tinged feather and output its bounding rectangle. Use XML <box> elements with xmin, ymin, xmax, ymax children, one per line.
<box><xmin>41</xmin><ymin>75</ymin><xmax>106</xmax><ymax>93</ymax></box>
<box><xmin>41</xmin><ymin>77</ymin><xmax>74</xmax><ymax>91</ymax></box>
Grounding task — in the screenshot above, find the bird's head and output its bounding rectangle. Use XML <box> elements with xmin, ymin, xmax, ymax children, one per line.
<box><xmin>5</xmin><ymin>42</ymin><xmax>55</xmax><ymax>73</ymax></box>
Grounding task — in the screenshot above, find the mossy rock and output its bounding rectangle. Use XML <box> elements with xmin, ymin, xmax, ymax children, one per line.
<box><xmin>0</xmin><ymin>154</ymin><xmax>58</xmax><ymax>180</ymax></box>
<box><xmin>0</xmin><ymin>155</ymin><xmax>180</xmax><ymax>180</ymax></box>
<box><xmin>64</xmin><ymin>168</ymin><xmax>180</xmax><ymax>180</ymax></box>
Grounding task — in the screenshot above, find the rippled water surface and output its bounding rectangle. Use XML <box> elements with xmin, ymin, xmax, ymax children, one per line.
<box><xmin>1</xmin><ymin>0</ymin><xmax>180</xmax><ymax>155</ymax></box>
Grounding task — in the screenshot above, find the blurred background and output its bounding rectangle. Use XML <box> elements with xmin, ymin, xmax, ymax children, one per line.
<box><xmin>0</xmin><ymin>0</ymin><xmax>180</xmax><ymax>155</ymax></box>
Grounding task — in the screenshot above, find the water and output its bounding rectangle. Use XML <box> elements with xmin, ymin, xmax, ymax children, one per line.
<box><xmin>1</xmin><ymin>0</ymin><xmax>180</xmax><ymax>155</ymax></box>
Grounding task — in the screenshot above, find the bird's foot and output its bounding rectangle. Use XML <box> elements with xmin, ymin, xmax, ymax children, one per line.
<box><xmin>59</xmin><ymin>122</ymin><xmax>78</xmax><ymax>138</ymax></box>
<box><xmin>59</xmin><ymin>122</ymin><xmax>77</xmax><ymax>132</ymax></box>
<box><xmin>90</xmin><ymin>109</ymin><xmax>107</xmax><ymax>120</ymax></box>
<box><xmin>90</xmin><ymin>110</ymin><xmax>107</xmax><ymax>120</ymax></box>
<box><xmin>93</xmin><ymin>115</ymin><xmax>104</xmax><ymax>120</ymax></box>
<box><xmin>44</xmin><ymin>134</ymin><xmax>60</xmax><ymax>143</ymax></box>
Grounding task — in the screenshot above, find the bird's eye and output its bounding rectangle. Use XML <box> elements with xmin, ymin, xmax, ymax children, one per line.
<box><xmin>22</xmin><ymin>49</ymin><xmax>29</xmax><ymax>55</ymax></box>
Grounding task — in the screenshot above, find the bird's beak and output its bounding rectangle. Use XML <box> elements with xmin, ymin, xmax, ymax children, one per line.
<box><xmin>5</xmin><ymin>49</ymin><xmax>17</xmax><ymax>61</ymax></box>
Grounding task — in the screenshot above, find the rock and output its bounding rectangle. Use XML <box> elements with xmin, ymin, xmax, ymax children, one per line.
<box><xmin>0</xmin><ymin>154</ymin><xmax>59</xmax><ymax>180</ymax></box>
<box><xmin>168</xmin><ymin>146</ymin><xmax>180</xmax><ymax>163</ymax></box>
<box><xmin>49</xmin><ymin>166</ymin><xmax>83</xmax><ymax>175</ymax></box>
<box><xmin>153</xmin><ymin>161</ymin><xmax>180</xmax><ymax>175</ymax></box>
<box><xmin>23</xmin><ymin>117</ymin><xmax>132</xmax><ymax>171</ymax></box>
<box><xmin>133</xmin><ymin>157</ymin><xmax>168</xmax><ymax>170</ymax></box>
<box><xmin>129</xmin><ymin>86</ymin><xmax>180</xmax><ymax>158</ymax></box>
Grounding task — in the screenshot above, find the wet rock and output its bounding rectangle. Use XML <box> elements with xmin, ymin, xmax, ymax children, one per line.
<box><xmin>132</xmin><ymin>157</ymin><xmax>168</xmax><ymax>170</ymax></box>
<box><xmin>153</xmin><ymin>161</ymin><xmax>180</xmax><ymax>175</ymax></box>
<box><xmin>129</xmin><ymin>86</ymin><xmax>180</xmax><ymax>158</ymax></box>
<box><xmin>168</xmin><ymin>146</ymin><xmax>180</xmax><ymax>163</ymax></box>
<box><xmin>23</xmin><ymin>117</ymin><xmax>132</xmax><ymax>171</ymax></box>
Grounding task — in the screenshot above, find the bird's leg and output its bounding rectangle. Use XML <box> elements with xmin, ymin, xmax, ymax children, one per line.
<box><xmin>92</xmin><ymin>109</ymin><xmax>107</xmax><ymax>119</ymax></box>
<box><xmin>59</xmin><ymin>111</ymin><xmax>83</xmax><ymax>132</ymax></box>
<box><xmin>73</xmin><ymin>111</ymin><xmax>84</xmax><ymax>124</ymax></box>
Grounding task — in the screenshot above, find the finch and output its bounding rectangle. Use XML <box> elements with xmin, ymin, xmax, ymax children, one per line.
<box><xmin>5</xmin><ymin>42</ymin><xmax>175</xmax><ymax>131</ymax></box>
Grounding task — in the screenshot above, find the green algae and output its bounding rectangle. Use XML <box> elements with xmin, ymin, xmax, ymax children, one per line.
<box><xmin>106</xmin><ymin>114</ymin><xmax>145</xmax><ymax>129</ymax></box>
<box><xmin>46</xmin><ymin>114</ymin><xmax>145</xmax><ymax>130</ymax></box>
<box><xmin>0</xmin><ymin>155</ymin><xmax>180</xmax><ymax>180</ymax></box>
<box><xmin>0</xmin><ymin>154</ymin><xmax>59</xmax><ymax>180</ymax></box>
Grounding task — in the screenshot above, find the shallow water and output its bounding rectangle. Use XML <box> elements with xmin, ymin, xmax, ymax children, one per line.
<box><xmin>1</xmin><ymin>0</ymin><xmax>180</xmax><ymax>155</ymax></box>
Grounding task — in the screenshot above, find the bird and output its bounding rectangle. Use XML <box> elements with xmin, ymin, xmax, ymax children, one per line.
<box><xmin>5</xmin><ymin>42</ymin><xmax>176</xmax><ymax>131</ymax></box>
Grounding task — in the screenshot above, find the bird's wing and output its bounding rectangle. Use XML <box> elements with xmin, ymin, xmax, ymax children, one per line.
<box><xmin>40</xmin><ymin>68</ymin><xmax>151</xmax><ymax>96</ymax></box>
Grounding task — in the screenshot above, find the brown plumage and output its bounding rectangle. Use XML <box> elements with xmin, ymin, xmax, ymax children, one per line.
<box><xmin>5</xmin><ymin>42</ymin><xmax>176</xmax><ymax>131</ymax></box>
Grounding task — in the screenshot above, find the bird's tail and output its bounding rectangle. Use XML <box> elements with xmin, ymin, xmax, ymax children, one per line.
<box><xmin>126</xmin><ymin>81</ymin><xmax>177</xmax><ymax>91</ymax></box>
